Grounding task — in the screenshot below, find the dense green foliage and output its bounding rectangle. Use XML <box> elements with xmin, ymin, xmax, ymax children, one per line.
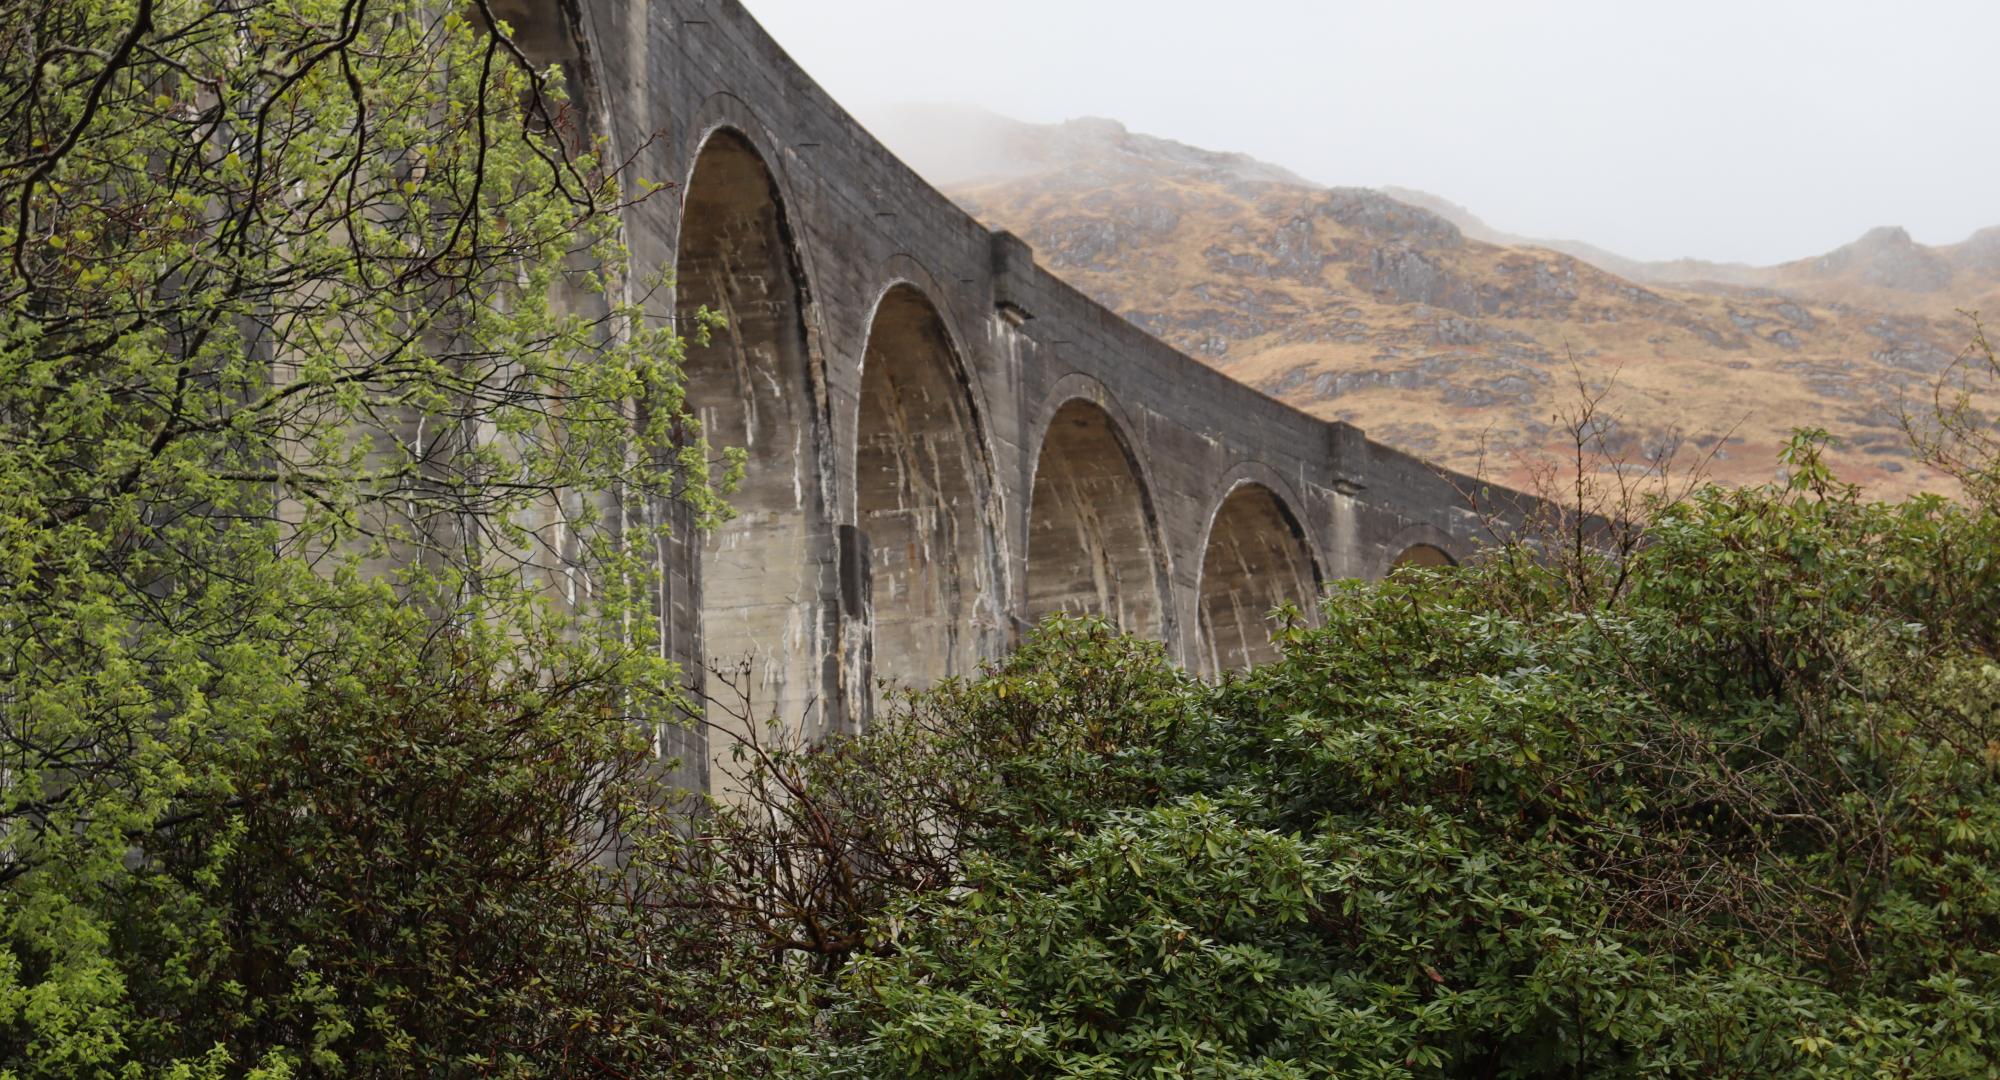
<box><xmin>106</xmin><ymin>630</ymin><xmax>762</xmax><ymax>1075</ymax></box>
<box><xmin>686</xmin><ymin>440</ymin><xmax>2000</xmax><ymax>1078</ymax></box>
<box><xmin>0</xmin><ymin>1</ymin><xmax>725</xmax><ymax>1074</ymax></box>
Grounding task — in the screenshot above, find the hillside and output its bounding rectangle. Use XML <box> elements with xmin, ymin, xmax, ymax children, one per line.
<box><xmin>873</xmin><ymin>107</ymin><xmax>1996</xmax><ymax>500</ymax></box>
<box><xmin>1391</xmin><ymin>187</ymin><xmax>2000</xmax><ymax>319</ymax></box>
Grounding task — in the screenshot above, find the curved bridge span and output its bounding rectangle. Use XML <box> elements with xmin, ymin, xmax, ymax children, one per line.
<box><xmin>501</xmin><ymin>0</ymin><xmax>1522</xmax><ymax>787</ymax></box>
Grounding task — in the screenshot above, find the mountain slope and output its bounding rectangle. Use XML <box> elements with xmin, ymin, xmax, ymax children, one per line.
<box><xmin>1381</xmin><ymin>187</ymin><xmax>2000</xmax><ymax>319</ymax></box>
<box><xmin>872</xmin><ymin>108</ymin><xmax>1994</xmax><ymax>500</ymax></box>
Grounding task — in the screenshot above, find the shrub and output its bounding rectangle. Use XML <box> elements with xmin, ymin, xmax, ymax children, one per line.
<box><xmin>781</xmin><ymin>438</ymin><xmax>2000</xmax><ymax>1078</ymax></box>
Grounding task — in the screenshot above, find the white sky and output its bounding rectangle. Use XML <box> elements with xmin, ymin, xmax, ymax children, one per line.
<box><xmin>744</xmin><ymin>0</ymin><xmax>1999</xmax><ymax>266</ymax></box>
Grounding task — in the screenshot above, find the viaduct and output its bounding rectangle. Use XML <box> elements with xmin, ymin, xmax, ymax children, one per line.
<box><xmin>497</xmin><ymin>0</ymin><xmax>1511</xmax><ymax>791</ymax></box>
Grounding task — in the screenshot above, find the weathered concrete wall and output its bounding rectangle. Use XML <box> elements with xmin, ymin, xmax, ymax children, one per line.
<box><xmin>514</xmin><ymin>0</ymin><xmax>1536</xmax><ymax>789</ymax></box>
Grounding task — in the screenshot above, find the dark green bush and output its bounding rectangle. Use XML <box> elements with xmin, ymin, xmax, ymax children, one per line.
<box><xmin>86</xmin><ymin>631</ymin><xmax>774</xmax><ymax>1077</ymax></box>
<box><xmin>801</xmin><ymin>439</ymin><xmax>2000</xmax><ymax>1078</ymax></box>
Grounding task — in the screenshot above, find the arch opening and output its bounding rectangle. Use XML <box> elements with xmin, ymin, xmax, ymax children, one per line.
<box><xmin>1025</xmin><ymin>400</ymin><xmax>1165</xmax><ymax>639</ymax></box>
<box><xmin>1196</xmin><ymin>483</ymin><xmax>1319</xmax><ymax>674</ymax></box>
<box><xmin>675</xmin><ymin>129</ymin><xmax>831</xmax><ymax>763</ymax></box>
<box><xmin>855</xmin><ymin>285</ymin><xmax>992</xmax><ymax>699</ymax></box>
<box><xmin>1392</xmin><ymin>543</ymin><xmax>1457</xmax><ymax>571</ymax></box>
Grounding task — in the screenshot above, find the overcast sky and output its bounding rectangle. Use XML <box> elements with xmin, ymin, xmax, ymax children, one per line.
<box><xmin>744</xmin><ymin>0</ymin><xmax>1999</xmax><ymax>266</ymax></box>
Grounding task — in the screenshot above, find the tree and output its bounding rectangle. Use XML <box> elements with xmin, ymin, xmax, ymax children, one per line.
<box><xmin>0</xmin><ymin>0</ymin><xmax>726</xmax><ymax>1073</ymax></box>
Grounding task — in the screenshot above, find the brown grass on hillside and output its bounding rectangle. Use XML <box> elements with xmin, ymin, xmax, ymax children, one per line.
<box><xmin>952</xmin><ymin>173</ymin><xmax>1996</xmax><ymax>503</ymax></box>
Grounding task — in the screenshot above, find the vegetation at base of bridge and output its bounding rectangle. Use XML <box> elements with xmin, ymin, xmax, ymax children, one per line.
<box><xmin>668</xmin><ymin>429</ymin><xmax>2000</xmax><ymax>1078</ymax></box>
<box><xmin>6</xmin><ymin>0</ymin><xmax>2000</xmax><ymax>1076</ymax></box>
<box><xmin>9</xmin><ymin>428</ymin><xmax>2000</xmax><ymax>1077</ymax></box>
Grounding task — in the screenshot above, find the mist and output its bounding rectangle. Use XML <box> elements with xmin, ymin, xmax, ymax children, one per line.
<box><xmin>745</xmin><ymin>0</ymin><xmax>2000</xmax><ymax>266</ymax></box>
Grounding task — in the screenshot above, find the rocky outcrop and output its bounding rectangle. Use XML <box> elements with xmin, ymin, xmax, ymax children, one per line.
<box><xmin>1316</xmin><ymin>188</ymin><xmax>1463</xmax><ymax>249</ymax></box>
<box><xmin>1808</xmin><ymin>226</ymin><xmax>1953</xmax><ymax>293</ymax></box>
<box><xmin>1349</xmin><ymin>247</ymin><xmax>1480</xmax><ymax>314</ymax></box>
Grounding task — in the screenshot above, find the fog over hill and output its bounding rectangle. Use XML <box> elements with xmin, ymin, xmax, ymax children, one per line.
<box><xmin>871</xmin><ymin>104</ymin><xmax>1310</xmax><ymax>190</ymax></box>
<box><xmin>866</xmin><ymin>105</ymin><xmax>2000</xmax><ymax>501</ymax></box>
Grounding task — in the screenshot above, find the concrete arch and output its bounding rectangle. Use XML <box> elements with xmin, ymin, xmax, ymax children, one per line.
<box><xmin>1381</xmin><ymin>522</ymin><xmax>1465</xmax><ymax>578</ymax></box>
<box><xmin>1195</xmin><ymin>460</ymin><xmax>1320</xmax><ymax>589</ymax></box>
<box><xmin>853</xmin><ymin>282</ymin><xmax>1000</xmax><ymax>702</ymax></box>
<box><xmin>1195</xmin><ymin>478</ymin><xmax>1322</xmax><ymax>674</ymax></box>
<box><xmin>1024</xmin><ymin>373</ymin><xmax>1165</xmax><ymax>522</ymax></box>
<box><xmin>839</xmin><ymin>257</ymin><xmax>995</xmax><ymax>497</ymax></box>
<box><xmin>854</xmin><ymin>254</ymin><xmax>984</xmax><ymax>389</ymax></box>
<box><xmin>675</xmin><ymin>126</ymin><xmax>835</xmax><ymax>763</ymax></box>
<box><xmin>676</xmin><ymin>94</ymin><xmax>829</xmax><ymax>323</ymax></box>
<box><xmin>1023</xmin><ymin>395</ymin><xmax>1170</xmax><ymax>641</ymax></box>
